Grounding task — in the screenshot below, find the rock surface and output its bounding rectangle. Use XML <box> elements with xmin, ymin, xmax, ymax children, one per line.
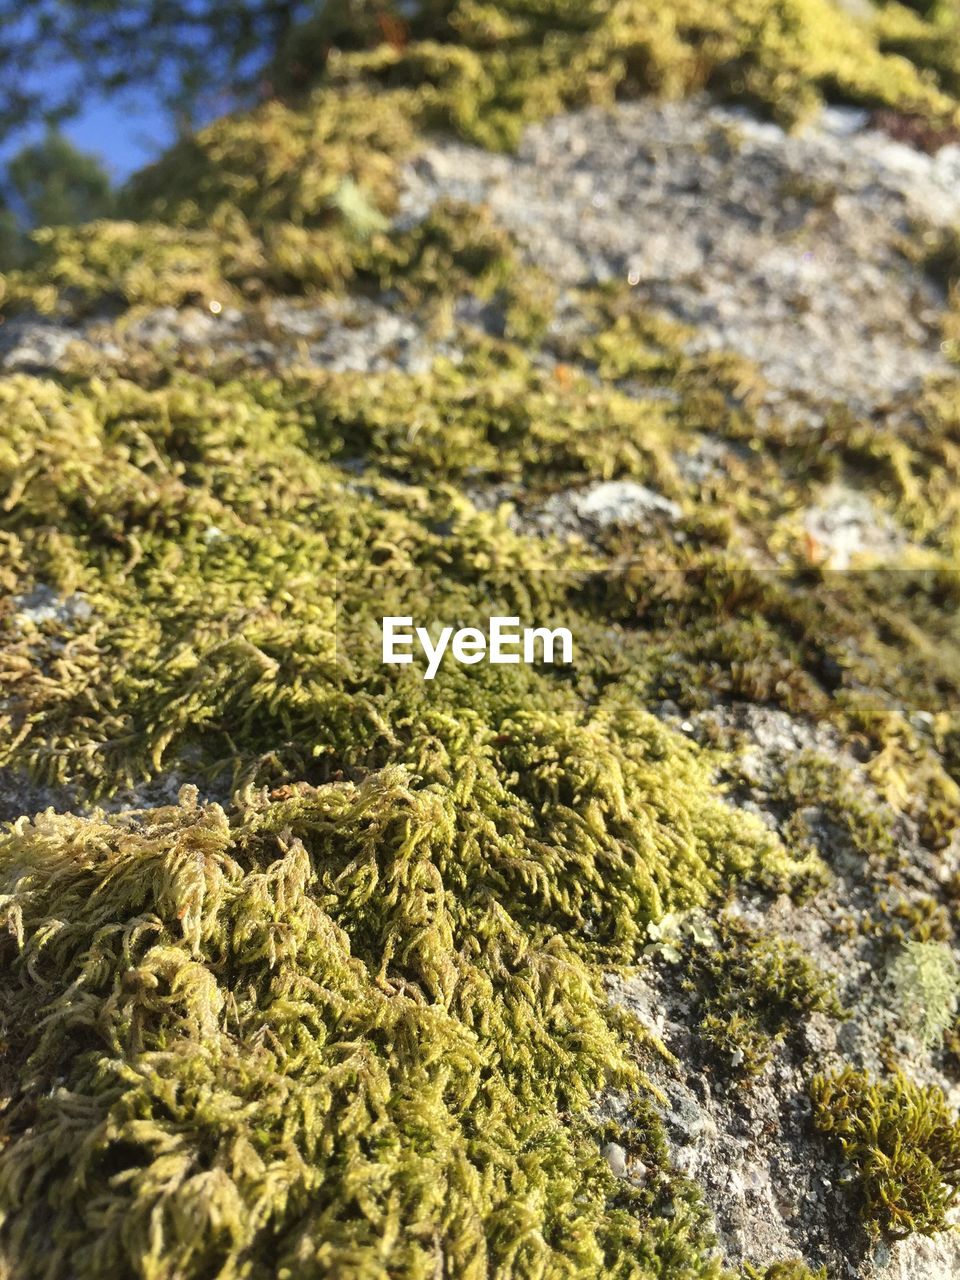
<box><xmin>401</xmin><ymin>98</ymin><xmax>957</xmax><ymax>410</ymax></box>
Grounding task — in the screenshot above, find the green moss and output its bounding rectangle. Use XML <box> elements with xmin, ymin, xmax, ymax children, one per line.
<box><xmin>286</xmin><ymin>0</ymin><xmax>960</xmax><ymax>147</ymax></box>
<box><xmin>742</xmin><ymin>1262</ymin><xmax>827</xmax><ymax>1280</ymax></box>
<box><xmin>869</xmin><ymin>893</ymin><xmax>952</xmax><ymax>944</ymax></box>
<box><xmin>0</xmin><ymin>199</ymin><xmax>551</xmax><ymax>322</ymax></box>
<box><xmin>127</xmin><ymin>87</ymin><xmax>416</xmax><ymax>229</ymax></box>
<box><xmin>776</xmin><ymin>751</ymin><xmax>901</xmax><ymax>867</ymax></box>
<box><xmin>1</xmin><ymin>351</ymin><xmax>956</xmax><ymax>816</ymax></box>
<box><xmin>3</xmin><ymin>3</ymin><xmax>960</xmax><ymax>1270</ymax></box>
<box><xmin>811</xmin><ymin>1066</ymin><xmax>960</xmax><ymax>1237</ymax></box>
<box><xmin>877</xmin><ymin>0</ymin><xmax>960</xmax><ymax>98</ymax></box>
<box><xmin>681</xmin><ymin>915</ymin><xmax>844</xmax><ymax>1076</ymax></box>
<box><xmin>0</xmin><ymin>741</ymin><xmax>767</xmax><ymax>1276</ymax></box>
<box><xmin>7</xmin><ymin>0</ymin><xmax>960</xmax><ymax>312</ymax></box>
<box><xmin>595</xmin><ymin>1095</ymin><xmax>734</xmax><ymax>1278</ymax></box>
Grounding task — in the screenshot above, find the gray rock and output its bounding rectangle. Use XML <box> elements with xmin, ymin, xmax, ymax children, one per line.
<box><xmin>602</xmin><ymin>1141</ymin><xmax>629</xmax><ymax>1178</ymax></box>
<box><xmin>123</xmin><ymin>305</ymin><xmax>236</xmax><ymax>346</ymax></box>
<box><xmin>535</xmin><ymin>480</ymin><xmax>681</xmax><ymax>535</ymax></box>
<box><xmin>400</xmin><ymin>96</ymin><xmax>958</xmax><ymax>409</ymax></box>
<box><xmin>266</xmin><ymin>296</ymin><xmax>460</xmax><ymax>373</ymax></box>
<box><xmin>1</xmin><ymin>319</ymin><xmax>75</xmax><ymax>371</ymax></box>
<box><xmin>13</xmin><ymin>585</ymin><xmax>92</xmax><ymax>627</ymax></box>
<box><xmin>803</xmin><ymin>482</ymin><xmax>905</xmax><ymax>568</ymax></box>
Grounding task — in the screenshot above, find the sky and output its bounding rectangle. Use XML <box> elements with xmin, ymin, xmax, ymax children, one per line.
<box><xmin>1</xmin><ymin>4</ymin><xmax>316</xmax><ymax>197</ymax></box>
<box><xmin>57</xmin><ymin>98</ymin><xmax>175</xmax><ymax>183</ymax></box>
<box><xmin>0</xmin><ymin>89</ymin><xmax>175</xmax><ymax>189</ymax></box>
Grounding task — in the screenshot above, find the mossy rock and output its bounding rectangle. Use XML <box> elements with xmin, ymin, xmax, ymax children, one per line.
<box><xmin>3</xmin><ymin>1</ymin><xmax>960</xmax><ymax>1276</ymax></box>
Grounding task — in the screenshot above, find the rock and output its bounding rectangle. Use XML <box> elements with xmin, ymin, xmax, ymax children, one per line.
<box><xmin>819</xmin><ymin>105</ymin><xmax>871</xmax><ymax>137</ymax></box>
<box><xmin>266</xmin><ymin>296</ymin><xmax>459</xmax><ymax>373</ymax></box>
<box><xmin>535</xmin><ymin>480</ymin><xmax>681</xmax><ymax>535</ymax></box>
<box><xmin>803</xmin><ymin>483</ymin><xmax>905</xmax><ymax>568</ymax></box>
<box><xmin>13</xmin><ymin>585</ymin><xmax>92</xmax><ymax>626</ymax></box>
<box><xmin>124</xmin><ymin>305</ymin><xmax>233</xmax><ymax>346</ymax></box>
<box><xmin>0</xmin><ymin>319</ymin><xmax>75</xmax><ymax>371</ymax></box>
<box><xmin>400</xmin><ymin>97</ymin><xmax>957</xmax><ymax>408</ymax></box>
<box><xmin>602</xmin><ymin>1141</ymin><xmax>629</xmax><ymax>1178</ymax></box>
<box><xmin>0</xmin><ymin>769</ymin><xmax>76</xmax><ymax>825</ymax></box>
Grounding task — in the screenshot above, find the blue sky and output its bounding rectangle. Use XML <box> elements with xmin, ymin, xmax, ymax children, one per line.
<box><xmin>58</xmin><ymin>98</ymin><xmax>175</xmax><ymax>183</ymax></box>
<box><xmin>1</xmin><ymin>4</ymin><xmax>309</xmax><ymax>194</ymax></box>
<box><xmin>0</xmin><ymin>4</ymin><xmax>236</xmax><ymax>188</ymax></box>
<box><xmin>0</xmin><ymin>92</ymin><xmax>174</xmax><ymax>188</ymax></box>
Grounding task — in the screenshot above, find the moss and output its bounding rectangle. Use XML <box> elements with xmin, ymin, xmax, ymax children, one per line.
<box><xmin>811</xmin><ymin>1066</ymin><xmax>960</xmax><ymax>1237</ymax></box>
<box><xmin>680</xmin><ymin>915</ymin><xmax>844</xmax><ymax>1076</ymax></box>
<box><xmin>126</xmin><ymin>86</ymin><xmax>416</xmax><ymax>228</ymax></box>
<box><xmin>889</xmin><ymin>940</ymin><xmax>960</xmax><ymax>1048</ymax></box>
<box><xmin>877</xmin><ymin>0</ymin><xmax>960</xmax><ymax>98</ymax></box>
<box><xmin>284</xmin><ymin>0</ymin><xmax>960</xmax><ymax>147</ymax></box>
<box><xmin>595</xmin><ymin>1094</ymin><xmax>735</xmax><ymax>1278</ymax></box>
<box><xmin>1</xmin><ymin>351</ymin><xmax>957</xmax><ymax>813</ymax></box>
<box><xmin>775</xmin><ymin>750</ymin><xmax>902</xmax><ymax>867</ymax></box>
<box><xmin>742</xmin><ymin>1262</ymin><xmax>827</xmax><ymax>1280</ymax></box>
<box><xmin>0</xmin><ymin>199</ymin><xmax>551</xmax><ymax>322</ymax></box>
<box><xmin>7</xmin><ymin>0</ymin><xmax>960</xmax><ymax>308</ymax></box>
<box><xmin>870</xmin><ymin>893</ymin><xmax>952</xmax><ymax>944</ymax></box>
<box><xmin>0</xmin><ymin>752</ymin><xmax>765</xmax><ymax>1277</ymax></box>
<box><xmin>3</xmin><ymin>2</ymin><xmax>960</xmax><ymax>1270</ymax></box>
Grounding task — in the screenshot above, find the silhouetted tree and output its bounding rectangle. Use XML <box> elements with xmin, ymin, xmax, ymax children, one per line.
<box><xmin>7</xmin><ymin>130</ymin><xmax>114</xmax><ymax>228</ymax></box>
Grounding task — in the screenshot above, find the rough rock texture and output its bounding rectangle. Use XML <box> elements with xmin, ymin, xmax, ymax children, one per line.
<box><xmin>612</xmin><ymin>700</ymin><xmax>960</xmax><ymax>1278</ymax></box>
<box><xmin>401</xmin><ymin>99</ymin><xmax>959</xmax><ymax>409</ymax></box>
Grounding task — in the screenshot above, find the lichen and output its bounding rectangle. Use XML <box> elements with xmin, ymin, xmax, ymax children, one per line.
<box><xmin>889</xmin><ymin>940</ymin><xmax>960</xmax><ymax>1049</ymax></box>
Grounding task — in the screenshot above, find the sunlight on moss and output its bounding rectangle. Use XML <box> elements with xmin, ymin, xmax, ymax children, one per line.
<box><xmin>811</xmin><ymin>1067</ymin><xmax>960</xmax><ymax>1238</ymax></box>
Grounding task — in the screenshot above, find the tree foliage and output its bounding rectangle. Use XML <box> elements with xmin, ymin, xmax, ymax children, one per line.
<box><xmin>0</xmin><ymin>0</ymin><xmax>324</xmax><ymax>143</ymax></box>
<box><xmin>0</xmin><ymin>130</ymin><xmax>113</xmax><ymax>266</ymax></box>
<box><xmin>7</xmin><ymin>130</ymin><xmax>114</xmax><ymax>228</ymax></box>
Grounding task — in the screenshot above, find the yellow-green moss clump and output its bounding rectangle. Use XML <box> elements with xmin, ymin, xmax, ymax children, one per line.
<box><xmin>0</xmin><ymin>337</ymin><xmax>816</xmax><ymax>1276</ymax></box>
<box><xmin>282</xmin><ymin>0</ymin><xmax>960</xmax><ymax>147</ymax></box>
<box><xmin>0</xmin><ymin>323</ymin><xmax>958</xmax><ymax>1274</ymax></box>
<box><xmin>743</xmin><ymin>1262</ymin><xmax>827</xmax><ymax>1280</ymax></box>
<box><xmin>0</xmin><ymin>762</ymin><xmax>765</xmax><ymax>1278</ymax></box>
<box><xmin>6</xmin><ymin>0</ymin><xmax>960</xmax><ymax>310</ymax></box>
<box><xmin>0</xmin><ymin>198</ymin><xmax>551</xmax><ymax>323</ymax></box>
<box><xmin>1</xmin><ymin>347</ymin><xmax>958</xmax><ymax>803</ymax></box>
<box><xmin>811</xmin><ymin>1067</ymin><xmax>960</xmax><ymax>1237</ymax></box>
